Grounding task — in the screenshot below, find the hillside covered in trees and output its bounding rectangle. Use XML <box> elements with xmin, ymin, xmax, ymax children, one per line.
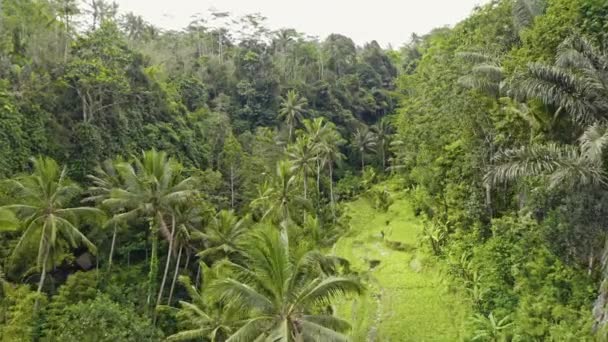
<box><xmin>2</xmin><ymin>0</ymin><xmax>608</xmax><ymax>340</ymax></box>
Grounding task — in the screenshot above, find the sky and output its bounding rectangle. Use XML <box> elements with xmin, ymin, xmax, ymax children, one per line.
<box><xmin>112</xmin><ymin>0</ymin><xmax>491</xmax><ymax>48</ymax></box>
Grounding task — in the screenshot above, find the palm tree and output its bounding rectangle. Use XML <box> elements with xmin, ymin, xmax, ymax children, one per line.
<box><xmin>287</xmin><ymin>135</ymin><xmax>317</xmax><ymax>199</ymax></box>
<box><xmin>487</xmin><ymin>35</ymin><xmax>608</xmax><ymax>189</ymax></box>
<box><xmin>485</xmin><ymin>134</ymin><xmax>607</xmax><ymax>189</ymax></box>
<box><xmin>103</xmin><ymin>149</ymin><xmax>198</xmax><ymax>309</ymax></box>
<box><xmin>279</xmin><ymin>90</ymin><xmax>308</xmax><ymax>142</ymax></box>
<box><xmin>457</xmin><ymin>51</ymin><xmax>504</xmax><ymax>98</ymax></box>
<box><xmin>318</xmin><ymin>123</ymin><xmax>346</xmax><ymax>220</ymax></box>
<box><xmin>353</xmin><ymin>126</ymin><xmax>378</xmax><ymax>170</ymax></box>
<box><xmin>167</xmin><ymin>265</ymin><xmax>240</xmax><ymax>342</ymax></box>
<box><xmin>1</xmin><ymin>157</ymin><xmax>102</xmax><ymax>302</ymax></box>
<box><xmin>251</xmin><ymin>161</ymin><xmax>308</xmax><ymax>230</ymax></box>
<box><xmin>85</xmin><ymin>158</ymin><xmax>124</xmax><ymax>272</ymax></box>
<box><xmin>195</xmin><ymin>210</ymin><xmax>249</xmax><ymax>266</ymax></box>
<box><xmin>372</xmin><ymin>119</ymin><xmax>394</xmax><ymax>171</ymax></box>
<box><xmin>488</xmin><ymin>36</ymin><xmax>608</xmax><ymax>331</ymax></box>
<box><xmin>510</xmin><ymin>35</ymin><xmax>608</xmax><ymax>125</ymax></box>
<box><xmin>303</xmin><ymin>118</ymin><xmax>330</xmax><ymax>193</ymax></box>
<box><xmin>216</xmin><ymin>227</ymin><xmax>363</xmax><ymax>341</ymax></box>
<box><xmin>512</xmin><ymin>0</ymin><xmax>547</xmax><ymax>33</ymax></box>
<box><xmin>167</xmin><ymin>204</ymin><xmax>202</xmax><ymax>305</ymax></box>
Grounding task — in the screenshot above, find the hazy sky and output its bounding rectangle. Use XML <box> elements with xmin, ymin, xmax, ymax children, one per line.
<box><xmin>113</xmin><ymin>0</ymin><xmax>490</xmax><ymax>48</ymax></box>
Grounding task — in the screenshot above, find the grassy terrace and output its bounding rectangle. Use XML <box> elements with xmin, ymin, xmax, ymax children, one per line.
<box><xmin>334</xmin><ymin>188</ymin><xmax>469</xmax><ymax>341</ymax></box>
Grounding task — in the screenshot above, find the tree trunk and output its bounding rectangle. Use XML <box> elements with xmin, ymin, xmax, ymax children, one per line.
<box><xmin>195</xmin><ymin>262</ymin><xmax>201</xmax><ymax>290</ymax></box>
<box><xmin>361</xmin><ymin>151</ymin><xmax>365</xmax><ymax>171</ymax></box>
<box><xmin>230</xmin><ymin>165</ymin><xmax>235</xmax><ymax>209</ymax></box>
<box><xmin>381</xmin><ymin>145</ymin><xmax>386</xmax><ymax>171</ymax></box>
<box><xmin>146</xmin><ymin>220</ymin><xmax>158</xmax><ymax>308</ymax></box>
<box><xmin>485</xmin><ymin>183</ymin><xmax>493</xmax><ymax>218</ymax></box>
<box><xmin>156</xmin><ymin>215</ymin><xmax>176</xmax><ymax>307</ymax></box>
<box><xmin>107</xmin><ymin>222</ymin><xmax>118</xmax><ymax>271</ymax></box>
<box><xmin>316</xmin><ymin>159</ymin><xmax>321</xmax><ymax>194</ymax></box>
<box><xmin>184</xmin><ymin>250</ymin><xmax>191</xmax><ymax>273</ymax></box>
<box><xmin>35</xmin><ymin>246</ymin><xmax>50</xmax><ymax>310</ymax></box>
<box><xmin>167</xmin><ymin>245</ymin><xmax>183</xmax><ymax>305</ymax></box>
<box><xmin>303</xmin><ymin>173</ymin><xmax>307</xmax><ymax>199</ymax></box>
<box><xmin>329</xmin><ymin>163</ymin><xmax>336</xmax><ymax>222</ymax></box>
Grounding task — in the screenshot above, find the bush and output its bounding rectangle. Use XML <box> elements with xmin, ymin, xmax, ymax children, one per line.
<box><xmin>50</xmin><ymin>294</ymin><xmax>161</xmax><ymax>342</ymax></box>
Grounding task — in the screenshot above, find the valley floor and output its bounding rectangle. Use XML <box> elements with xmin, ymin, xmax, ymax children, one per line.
<box><xmin>334</xmin><ymin>188</ymin><xmax>469</xmax><ymax>341</ymax></box>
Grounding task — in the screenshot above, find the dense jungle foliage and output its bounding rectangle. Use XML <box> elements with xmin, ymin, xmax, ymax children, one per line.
<box><xmin>2</xmin><ymin>0</ymin><xmax>608</xmax><ymax>340</ymax></box>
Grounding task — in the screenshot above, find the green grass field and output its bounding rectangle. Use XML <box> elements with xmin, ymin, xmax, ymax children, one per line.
<box><xmin>333</xmin><ymin>188</ymin><xmax>469</xmax><ymax>341</ymax></box>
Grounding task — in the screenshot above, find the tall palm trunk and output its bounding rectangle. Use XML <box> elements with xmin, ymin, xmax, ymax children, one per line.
<box><xmin>195</xmin><ymin>262</ymin><xmax>201</xmax><ymax>290</ymax></box>
<box><xmin>35</xmin><ymin>245</ymin><xmax>50</xmax><ymax>310</ymax></box>
<box><xmin>107</xmin><ymin>222</ymin><xmax>118</xmax><ymax>271</ymax></box>
<box><xmin>167</xmin><ymin>245</ymin><xmax>183</xmax><ymax>305</ymax></box>
<box><xmin>157</xmin><ymin>214</ymin><xmax>176</xmax><ymax>307</ymax></box>
<box><xmin>230</xmin><ymin>165</ymin><xmax>235</xmax><ymax>209</ymax></box>
<box><xmin>184</xmin><ymin>249</ymin><xmax>191</xmax><ymax>272</ymax></box>
<box><xmin>329</xmin><ymin>163</ymin><xmax>336</xmax><ymax>222</ymax></box>
<box><xmin>146</xmin><ymin>219</ymin><xmax>159</xmax><ymax>308</ymax></box>
<box><xmin>361</xmin><ymin>150</ymin><xmax>365</xmax><ymax>170</ymax></box>
<box><xmin>303</xmin><ymin>173</ymin><xmax>307</xmax><ymax>199</ymax></box>
<box><xmin>485</xmin><ymin>183</ymin><xmax>493</xmax><ymax>218</ymax></box>
<box><xmin>316</xmin><ymin>159</ymin><xmax>321</xmax><ymax>194</ymax></box>
<box><xmin>288</xmin><ymin>124</ymin><xmax>294</xmax><ymax>143</ymax></box>
<box><xmin>381</xmin><ymin>145</ymin><xmax>386</xmax><ymax>171</ymax></box>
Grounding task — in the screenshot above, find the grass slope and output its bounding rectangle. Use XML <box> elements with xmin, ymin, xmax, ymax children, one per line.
<box><xmin>334</xmin><ymin>189</ymin><xmax>469</xmax><ymax>341</ymax></box>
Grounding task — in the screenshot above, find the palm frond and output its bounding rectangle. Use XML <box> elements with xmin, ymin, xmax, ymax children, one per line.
<box><xmin>295</xmin><ymin>276</ymin><xmax>363</xmax><ymax>308</ymax></box>
<box><xmin>299</xmin><ymin>320</ymin><xmax>350</xmax><ymax>342</ymax></box>
<box><xmin>580</xmin><ymin>123</ymin><xmax>608</xmax><ymax>161</ymax></box>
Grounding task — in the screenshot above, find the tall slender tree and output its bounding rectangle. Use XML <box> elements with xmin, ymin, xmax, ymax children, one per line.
<box><xmin>353</xmin><ymin>126</ymin><xmax>378</xmax><ymax>170</ymax></box>
<box><xmin>279</xmin><ymin>90</ymin><xmax>308</xmax><ymax>142</ymax></box>
<box><xmin>372</xmin><ymin>119</ymin><xmax>393</xmax><ymax>171</ymax></box>
<box><xmin>1</xmin><ymin>157</ymin><xmax>102</xmax><ymax>303</ymax></box>
<box><xmin>318</xmin><ymin>123</ymin><xmax>346</xmax><ymax>220</ymax></box>
<box><xmin>287</xmin><ymin>135</ymin><xmax>317</xmax><ymax>199</ymax></box>
<box><xmin>104</xmin><ymin>150</ymin><xmax>198</xmax><ymax>309</ymax></box>
<box><xmin>216</xmin><ymin>227</ymin><xmax>363</xmax><ymax>341</ymax></box>
<box><xmin>195</xmin><ymin>210</ymin><xmax>249</xmax><ymax>266</ymax></box>
<box><xmin>85</xmin><ymin>158</ymin><xmax>124</xmax><ymax>272</ymax></box>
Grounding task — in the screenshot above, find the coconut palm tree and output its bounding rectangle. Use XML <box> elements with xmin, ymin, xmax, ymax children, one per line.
<box><xmin>216</xmin><ymin>227</ymin><xmax>363</xmax><ymax>341</ymax></box>
<box><xmin>318</xmin><ymin>123</ymin><xmax>346</xmax><ymax>220</ymax></box>
<box><xmin>195</xmin><ymin>210</ymin><xmax>249</xmax><ymax>267</ymax></box>
<box><xmin>353</xmin><ymin>126</ymin><xmax>378</xmax><ymax>170</ymax></box>
<box><xmin>167</xmin><ymin>204</ymin><xmax>203</xmax><ymax>305</ymax></box>
<box><xmin>279</xmin><ymin>90</ymin><xmax>308</xmax><ymax>142</ymax></box>
<box><xmin>303</xmin><ymin>118</ymin><xmax>330</xmax><ymax>192</ymax></box>
<box><xmin>1</xmin><ymin>157</ymin><xmax>102</xmax><ymax>303</ymax></box>
<box><xmin>85</xmin><ymin>158</ymin><xmax>124</xmax><ymax>272</ymax></box>
<box><xmin>251</xmin><ymin>161</ymin><xmax>309</xmax><ymax>230</ymax></box>
<box><xmin>287</xmin><ymin>135</ymin><xmax>317</xmax><ymax>199</ymax></box>
<box><xmin>103</xmin><ymin>149</ymin><xmax>198</xmax><ymax>309</ymax></box>
<box><xmin>167</xmin><ymin>264</ymin><xmax>240</xmax><ymax>342</ymax></box>
<box><xmin>372</xmin><ymin>119</ymin><xmax>394</xmax><ymax>171</ymax></box>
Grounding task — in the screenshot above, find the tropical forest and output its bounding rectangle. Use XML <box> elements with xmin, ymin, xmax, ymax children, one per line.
<box><xmin>1</xmin><ymin>0</ymin><xmax>608</xmax><ymax>340</ymax></box>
